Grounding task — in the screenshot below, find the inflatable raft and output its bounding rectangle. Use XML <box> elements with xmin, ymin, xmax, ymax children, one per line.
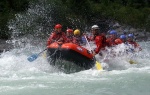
<box><xmin>46</xmin><ymin>42</ymin><xmax>95</xmax><ymax>73</ymax></box>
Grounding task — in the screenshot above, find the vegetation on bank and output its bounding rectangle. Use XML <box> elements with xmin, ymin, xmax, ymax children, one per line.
<box><xmin>0</xmin><ymin>0</ymin><xmax>29</xmax><ymax>39</ymax></box>
<box><xmin>0</xmin><ymin>0</ymin><xmax>150</xmax><ymax>39</ymax></box>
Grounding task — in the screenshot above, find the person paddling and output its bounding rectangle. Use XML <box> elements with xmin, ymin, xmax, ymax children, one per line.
<box><xmin>106</xmin><ymin>30</ymin><xmax>118</xmax><ymax>47</ymax></box>
<box><xmin>115</xmin><ymin>34</ymin><xmax>126</xmax><ymax>45</ymax></box>
<box><xmin>127</xmin><ymin>34</ymin><xmax>142</xmax><ymax>52</ymax></box>
<box><xmin>47</xmin><ymin>24</ymin><xmax>67</xmax><ymax>46</ymax></box>
<box><xmin>90</xmin><ymin>25</ymin><xmax>107</xmax><ymax>56</ymax></box>
<box><xmin>72</xmin><ymin>29</ymin><xmax>83</xmax><ymax>45</ymax></box>
<box><xmin>66</xmin><ymin>28</ymin><xmax>74</xmax><ymax>43</ymax></box>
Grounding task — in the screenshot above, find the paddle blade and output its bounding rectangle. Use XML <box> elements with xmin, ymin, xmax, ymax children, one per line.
<box><xmin>129</xmin><ymin>60</ymin><xmax>136</xmax><ymax>64</ymax></box>
<box><xmin>95</xmin><ymin>61</ymin><xmax>103</xmax><ymax>70</ymax></box>
<box><xmin>42</xmin><ymin>51</ymin><xmax>47</xmax><ymax>59</ymax></box>
<box><xmin>27</xmin><ymin>54</ymin><xmax>38</xmax><ymax>62</ymax></box>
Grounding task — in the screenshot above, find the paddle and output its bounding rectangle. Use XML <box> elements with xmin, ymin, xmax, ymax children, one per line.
<box><xmin>127</xmin><ymin>47</ymin><xmax>137</xmax><ymax>64</ymax></box>
<box><xmin>84</xmin><ymin>35</ymin><xmax>103</xmax><ymax>70</ymax></box>
<box><xmin>129</xmin><ymin>60</ymin><xmax>136</xmax><ymax>64</ymax></box>
<box><xmin>27</xmin><ymin>48</ymin><xmax>47</xmax><ymax>62</ymax></box>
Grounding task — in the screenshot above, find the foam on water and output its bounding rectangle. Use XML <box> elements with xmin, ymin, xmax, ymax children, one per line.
<box><xmin>1</xmin><ymin>0</ymin><xmax>149</xmax><ymax>94</ymax></box>
<box><xmin>0</xmin><ymin>41</ymin><xmax>149</xmax><ymax>74</ymax></box>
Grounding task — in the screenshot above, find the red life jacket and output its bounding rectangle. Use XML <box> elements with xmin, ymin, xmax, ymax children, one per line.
<box><xmin>72</xmin><ymin>36</ymin><xmax>81</xmax><ymax>45</ymax></box>
<box><xmin>115</xmin><ymin>38</ymin><xmax>123</xmax><ymax>45</ymax></box>
<box><xmin>66</xmin><ymin>35</ymin><xmax>73</xmax><ymax>43</ymax></box>
<box><xmin>128</xmin><ymin>40</ymin><xmax>139</xmax><ymax>48</ymax></box>
<box><xmin>106</xmin><ymin>37</ymin><xmax>118</xmax><ymax>47</ymax></box>
<box><xmin>94</xmin><ymin>34</ymin><xmax>107</xmax><ymax>54</ymax></box>
<box><xmin>47</xmin><ymin>31</ymin><xmax>67</xmax><ymax>46</ymax></box>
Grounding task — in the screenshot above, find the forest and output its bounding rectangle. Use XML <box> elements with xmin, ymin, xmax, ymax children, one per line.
<box><xmin>0</xmin><ymin>0</ymin><xmax>150</xmax><ymax>39</ymax></box>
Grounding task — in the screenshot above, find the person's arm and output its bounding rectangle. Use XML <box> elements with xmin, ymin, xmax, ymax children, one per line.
<box><xmin>106</xmin><ymin>38</ymin><xmax>111</xmax><ymax>47</ymax></box>
<box><xmin>62</xmin><ymin>33</ymin><xmax>68</xmax><ymax>43</ymax></box>
<box><xmin>47</xmin><ymin>33</ymin><xmax>55</xmax><ymax>46</ymax></box>
<box><xmin>115</xmin><ymin>38</ymin><xmax>123</xmax><ymax>45</ymax></box>
<box><xmin>56</xmin><ymin>32</ymin><xmax>67</xmax><ymax>44</ymax></box>
<box><xmin>134</xmin><ymin>42</ymin><xmax>142</xmax><ymax>51</ymax></box>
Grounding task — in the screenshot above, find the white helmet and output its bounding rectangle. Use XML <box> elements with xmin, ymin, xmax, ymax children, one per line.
<box><xmin>91</xmin><ymin>25</ymin><xmax>99</xmax><ymax>29</ymax></box>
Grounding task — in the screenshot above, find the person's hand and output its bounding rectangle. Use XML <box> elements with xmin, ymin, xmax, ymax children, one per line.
<box><xmin>57</xmin><ymin>41</ymin><xmax>63</xmax><ymax>45</ymax></box>
<box><xmin>99</xmin><ymin>52</ymin><xmax>103</xmax><ymax>56</ymax></box>
<box><xmin>82</xmin><ymin>33</ymin><xmax>85</xmax><ymax>35</ymax></box>
<box><xmin>91</xmin><ymin>50</ymin><xmax>96</xmax><ymax>56</ymax></box>
<box><xmin>57</xmin><ymin>38</ymin><xmax>63</xmax><ymax>42</ymax></box>
<box><xmin>139</xmin><ymin>47</ymin><xmax>142</xmax><ymax>51</ymax></box>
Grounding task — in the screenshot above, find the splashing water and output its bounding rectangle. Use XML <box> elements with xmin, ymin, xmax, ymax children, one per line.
<box><xmin>1</xmin><ymin>0</ymin><xmax>150</xmax><ymax>94</ymax></box>
<box><xmin>0</xmin><ymin>41</ymin><xmax>150</xmax><ymax>95</ymax></box>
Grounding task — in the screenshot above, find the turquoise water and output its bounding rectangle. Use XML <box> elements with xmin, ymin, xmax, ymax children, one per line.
<box><xmin>0</xmin><ymin>41</ymin><xmax>150</xmax><ymax>95</ymax></box>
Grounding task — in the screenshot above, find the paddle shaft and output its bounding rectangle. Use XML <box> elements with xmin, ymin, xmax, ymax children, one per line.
<box><xmin>38</xmin><ymin>48</ymin><xmax>47</xmax><ymax>56</ymax></box>
<box><xmin>84</xmin><ymin>35</ymin><xmax>103</xmax><ymax>70</ymax></box>
<box><xmin>84</xmin><ymin>36</ymin><xmax>97</xmax><ymax>60</ymax></box>
<box><xmin>84</xmin><ymin>36</ymin><xmax>92</xmax><ymax>52</ymax></box>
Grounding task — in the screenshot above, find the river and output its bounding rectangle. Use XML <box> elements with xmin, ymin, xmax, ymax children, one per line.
<box><xmin>0</xmin><ymin>41</ymin><xmax>150</xmax><ymax>95</ymax></box>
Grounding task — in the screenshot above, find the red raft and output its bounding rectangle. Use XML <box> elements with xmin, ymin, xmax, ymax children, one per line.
<box><xmin>46</xmin><ymin>42</ymin><xmax>95</xmax><ymax>73</ymax></box>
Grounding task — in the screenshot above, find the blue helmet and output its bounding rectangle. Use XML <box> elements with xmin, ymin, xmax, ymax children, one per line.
<box><xmin>110</xmin><ymin>30</ymin><xmax>117</xmax><ymax>35</ymax></box>
<box><xmin>120</xmin><ymin>35</ymin><xmax>126</xmax><ymax>39</ymax></box>
<box><xmin>128</xmin><ymin>34</ymin><xmax>134</xmax><ymax>38</ymax></box>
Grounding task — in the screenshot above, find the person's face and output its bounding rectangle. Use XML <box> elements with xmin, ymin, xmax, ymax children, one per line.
<box><xmin>66</xmin><ymin>32</ymin><xmax>72</xmax><ymax>36</ymax></box>
<box><xmin>91</xmin><ymin>29</ymin><xmax>96</xmax><ymax>35</ymax></box>
<box><xmin>55</xmin><ymin>28</ymin><xmax>61</xmax><ymax>32</ymax></box>
<box><xmin>128</xmin><ymin>37</ymin><xmax>133</xmax><ymax>41</ymax></box>
<box><xmin>110</xmin><ymin>34</ymin><xmax>117</xmax><ymax>39</ymax></box>
<box><xmin>121</xmin><ymin>38</ymin><xmax>126</xmax><ymax>42</ymax></box>
<box><xmin>109</xmin><ymin>34</ymin><xmax>113</xmax><ymax>38</ymax></box>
